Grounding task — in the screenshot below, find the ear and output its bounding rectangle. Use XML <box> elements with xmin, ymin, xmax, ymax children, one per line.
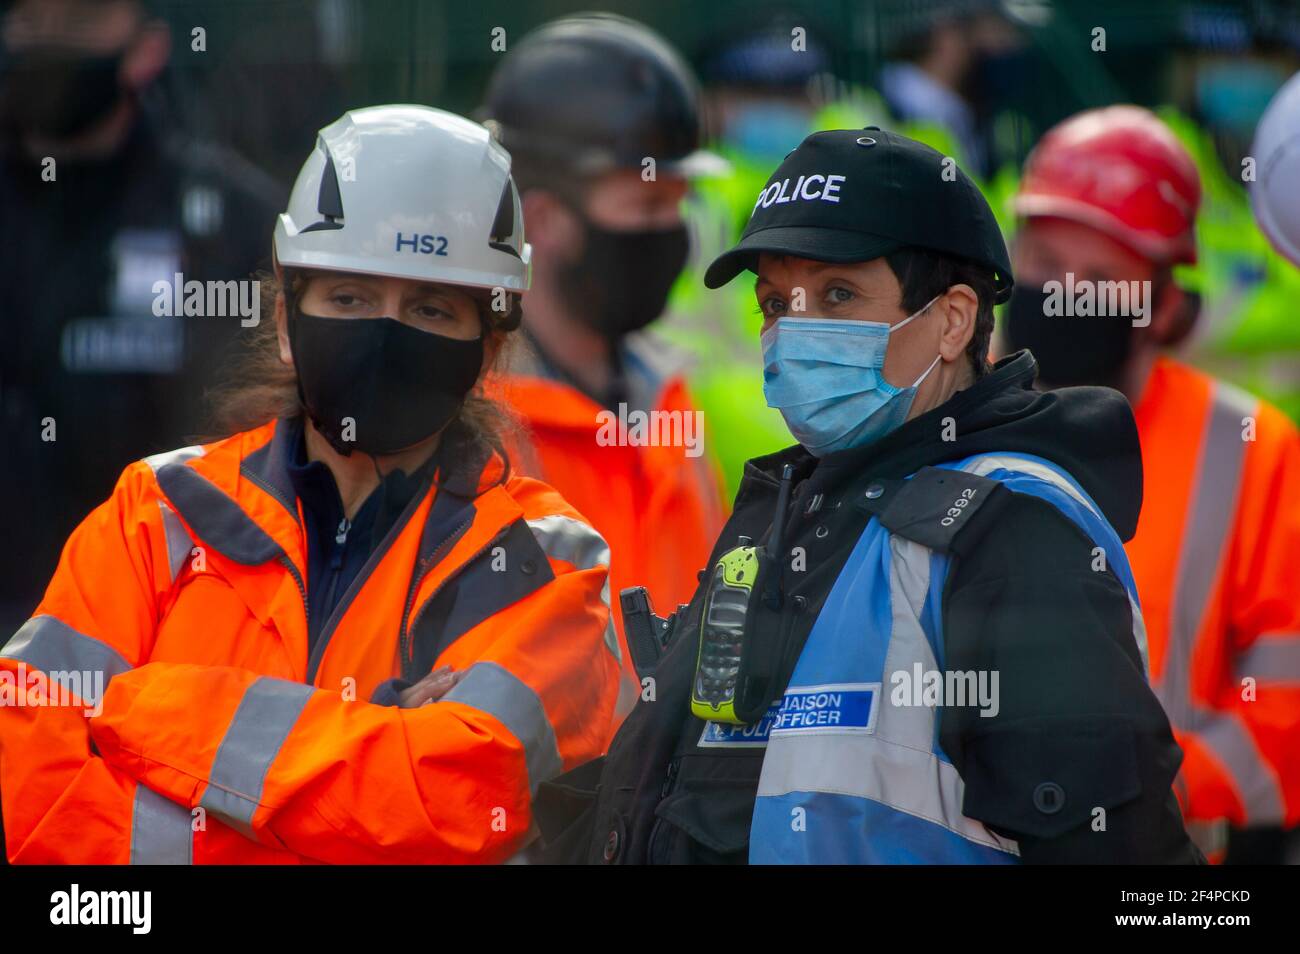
<box><xmin>938</xmin><ymin>283</ymin><xmax>979</xmax><ymax>362</ymax></box>
<box><xmin>275</xmin><ymin>292</ymin><xmax>293</xmax><ymax>369</ymax></box>
<box><xmin>521</xmin><ymin>190</ymin><xmax>584</xmax><ymax>259</ymax></box>
<box><xmin>122</xmin><ymin>20</ymin><xmax>171</xmax><ymax>91</ymax></box>
<box><xmin>1149</xmin><ymin>282</ymin><xmax>1195</xmax><ymax>347</ymax></box>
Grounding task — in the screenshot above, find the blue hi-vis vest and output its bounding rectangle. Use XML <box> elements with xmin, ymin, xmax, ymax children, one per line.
<box><xmin>732</xmin><ymin>452</ymin><xmax>1149</xmax><ymax>864</ymax></box>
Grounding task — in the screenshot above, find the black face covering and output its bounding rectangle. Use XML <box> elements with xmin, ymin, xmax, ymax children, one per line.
<box><xmin>1003</xmin><ymin>284</ymin><xmax>1136</xmax><ymax>390</ymax></box>
<box><xmin>0</xmin><ymin>49</ymin><xmax>125</xmax><ymax>140</ymax></box>
<box><xmin>289</xmin><ymin>312</ymin><xmax>484</xmax><ymax>457</ymax></box>
<box><xmin>556</xmin><ymin>214</ymin><xmax>690</xmax><ymax>341</ymax></box>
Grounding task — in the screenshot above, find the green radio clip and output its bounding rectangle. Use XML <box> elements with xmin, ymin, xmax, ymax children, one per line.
<box><xmin>691</xmin><ymin>463</ymin><xmax>794</xmax><ymax>724</ymax></box>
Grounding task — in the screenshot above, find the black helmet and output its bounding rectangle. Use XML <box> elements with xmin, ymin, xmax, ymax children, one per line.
<box><xmin>481</xmin><ymin>13</ymin><xmax>723</xmax><ymax>178</ymax></box>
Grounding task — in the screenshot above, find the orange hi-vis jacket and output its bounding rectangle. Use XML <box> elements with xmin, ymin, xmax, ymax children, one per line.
<box><xmin>495</xmin><ymin>334</ymin><xmax>727</xmax><ymax>716</ymax></box>
<box><xmin>1129</xmin><ymin>357</ymin><xmax>1300</xmax><ymax>831</ymax></box>
<box><xmin>0</xmin><ymin>417</ymin><xmax>619</xmax><ymax>864</ymax></box>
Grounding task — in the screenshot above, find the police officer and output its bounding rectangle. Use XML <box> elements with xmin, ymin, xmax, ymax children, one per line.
<box><xmin>0</xmin><ymin>0</ymin><xmax>281</xmax><ymax>631</ymax></box>
<box><xmin>537</xmin><ymin>127</ymin><xmax>1202</xmax><ymax>864</ymax></box>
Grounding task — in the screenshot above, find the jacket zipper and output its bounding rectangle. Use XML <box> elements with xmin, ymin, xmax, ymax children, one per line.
<box><xmin>305</xmin><ymin>482</ymin><xmax>429</xmax><ymax>683</ymax></box>
<box><xmin>399</xmin><ymin>518</ymin><xmax>513</xmax><ymax>681</ymax></box>
<box><xmin>316</xmin><ymin>517</ymin><xmax>351</xmax><ymax>625</ymax></box>
<box><xmin>243</xmin><ymin>466</ymin><xmax>299</xmax><ymax>523</ymax></box>
<box><xmin>397</xmin><ymin>513</ymin><xmax>474</xmax><ymax>680</ymax></box>
<box><xmin>646</xmin><ymin>758</ymin><xmax>682</xmax><ymax>864</ymax></box>
<box><xmin>278</xmin><ymin>553</ymin><xmax>309</xmax><ymax>631</ymax></box>
<box><xmin>660</xmin><ymin>758</ymin><xmax>680</xmax><ymax>799</ymax></box>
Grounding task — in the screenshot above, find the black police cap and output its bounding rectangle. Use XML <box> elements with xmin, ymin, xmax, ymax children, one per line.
<box><xmin>704</xmin><ymin>127</ymin><xmax>1014</xmax><ymax>302</ymax></box>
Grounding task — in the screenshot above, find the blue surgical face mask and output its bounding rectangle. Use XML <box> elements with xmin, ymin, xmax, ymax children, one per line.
<box><xmin>761</xmin><ymin>295</ymin><xmax>942</xmax><ymax>456</ymax></box>
<box><xmin>723</xmin><ymin>102</ymin><xmax>812</xmax><ymax>161</ymax></box>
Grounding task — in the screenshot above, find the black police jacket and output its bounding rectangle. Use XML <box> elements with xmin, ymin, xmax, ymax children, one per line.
<box><xmin>534</xmin><ymin>351</ymin><xmax>1203</xmax><ymax>865</ymax></box>
<box><xmin>0</xmin><ymin>113</ymin><xmax>282</xmax><ymax>628</ymax></box>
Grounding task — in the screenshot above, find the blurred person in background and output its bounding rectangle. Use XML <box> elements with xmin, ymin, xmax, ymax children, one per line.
<box><xmin>673</xmin><ymin>13</ymin><xmax>837</xmax><ymax>497</ymax></box>
<box><xmin>695</xmin><ymin>11</ymin><xmax>831</xmax><ymax>235</ymax></box>
<box><xmin>0</xmin><ymin>105</ymin><xmax>618</xmax><ymax>863</ymax></box>
<box><xmin>879</xmin><ymin>0</ymin><xmax>1026</xmax><ymax>179</ymax></box>
<box><xmin>1171</xmin><ymin>4</ymin><xmax>1296</xmax><ymax>198</ymax></box>
<box><xmin>1003</xmin><ymin>105</ymin><xmax>1300</xmax><ymax>862</ymax></box>
<box><xmin>0</xmin><ymin>0</ymin><xmax>281</xmax><ymax>633</ymax></box>
<box><xmin>480</xmin><ymin>13</ymin><xmax>727</xmax><ymax>722</ymax></box>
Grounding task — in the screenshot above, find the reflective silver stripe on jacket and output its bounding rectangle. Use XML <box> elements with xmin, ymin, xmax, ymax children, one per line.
<box><xmin>1155</xmin><ymin>383</ymin><xmax>1284</xmax><ymax>824</ymax></box>
<box><xmin>130</xmin><ymin>786</ymin><xmax>193</xmax><ymax>864</ymax></box>
<box><xmin>443</xmin><ymin>661</ymin><xmax>564</xmax><ymax>794</ymax></box>
<box><xmin>1236</xmin><ymin>635</ymin><xmax>1300</xmax><ymax>682</ymax></box>
<box><xmin>526</xmin><ymin>514</ymin><xmax>609</xmax><ymax>570</ymax></box>
<box><xmin>1185</xmin><ymin>707</ymin><xmax>1284</xmax><ymax>824</ymax></box>
<box><xmin>757</xmin><ymin>534</ymin><xmax>1020</xmax><ymax>857</ymax></box>
<box><xmin>199</xmin><ymin>677</ymin><xmax>315</xmax><ymax>839</ymax></box>
<box><xmin>144</xmin><ymin>444</ymin><xmax>205</xmax><ymax>473</ymax></box>
<box><xmin>526</xmin><ymin>514</ymin><xmax>621</xmax><ymax>664</ymax></box>
<box><xmin>1163</xmin><ymin>382</ymin><xmax>1254</xmax><ymax>727</ymax></box>
<box><xmin>613</xmin><ymin>668</ymin><xmax>641</xmax><ymax>719</ymax></box>
<box><xmin>1</xmin><ymin>615</ymin><xmax>131</xmax><ymax>707</ymax></box>
<box><xmin>157</xmin><ymin>500</ymin><xmax>195</xmax><ymax>584</ymax></box>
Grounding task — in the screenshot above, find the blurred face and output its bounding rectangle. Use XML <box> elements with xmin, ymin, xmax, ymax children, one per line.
<box><xmin>583</xmin><ymin>168</ymin><xmax>688</xmax><ymax>230</ymax></box>
<box><xmin>1013</xmin><ymin>217</ymin><xmax>1155</xmax><ymax>292</ymax></box>
<box><xmin>276</xmin><ymin>272</ymin><xmax>487</xmax><ymax>369</ymax></box>
<box><xmin>523</xmin><ymin>167</ymin><xmax>692</xmax><ymax>342</ymax></box>
<box><xmin>710</xmin><ymin>88</ymin><xmax>813</xmax><ymax>160</ymax></box>
<box><xmin>1007</xmin><ymin>216</ymin><xmax>1174</xmax><ymax>396</ymax></box>
<box><xmin>3</xmin><ymin>0</ymin><xmax>140</xmax><ymax>53</ymax></box>
<box><xmin>754</xmin><ymin>253</ymin><xmax>978</xmax><ymax>420</ymax></box>
<box><xmin>0</xmin><ymin>0</ymin><xmax>170</xmax><ymax>148</ymax></box>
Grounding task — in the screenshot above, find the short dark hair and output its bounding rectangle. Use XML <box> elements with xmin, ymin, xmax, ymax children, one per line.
<box><xmin>884</xmin><ymin>246</ymin><xmax>999</xmax><ymax>379</ymax></box>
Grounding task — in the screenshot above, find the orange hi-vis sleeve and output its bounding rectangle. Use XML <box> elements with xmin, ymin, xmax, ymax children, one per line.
<box><xmin>1</xmin><ymin>419</ymin><xmax>619</xmax><ymax>863</ymax></box>
<box><xmin>1129</xmin><ymin>358</ymin><xmax>1300</xmax><ymax>829</ymax></box>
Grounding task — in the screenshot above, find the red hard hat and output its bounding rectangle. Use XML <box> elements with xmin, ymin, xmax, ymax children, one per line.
<box><xmin>1014</xmin><ymin>105</ymin><xmax>1201</xmax><ymax>265</ymax></box>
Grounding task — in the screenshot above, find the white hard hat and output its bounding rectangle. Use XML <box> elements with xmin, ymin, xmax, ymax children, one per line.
<box><xmin>274</xmin><ymin>104</ymin><xmax>531</xmax><ymax>292</ymax></box>
<box><xmin>1251</xmin><ymin>72</ymin><xmax>1300</xmax><ymax>267</ymax></box>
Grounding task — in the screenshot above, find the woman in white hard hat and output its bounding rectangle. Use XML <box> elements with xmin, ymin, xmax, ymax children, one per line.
<box><xmin>0</xmin><ymin>105</ymin><xmax>620</xmax><ymax>864</ymax></box>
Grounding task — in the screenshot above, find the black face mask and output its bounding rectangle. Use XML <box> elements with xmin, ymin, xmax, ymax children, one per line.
<box><xmin>556</xmin><ymin>215</ymin><xmax>690</xmax><ymax>341</ymax></box>
<box><xmin>1003</xmin><ymin>284</ymin><xmax>1136</xmax><ymax>390</ymax></box>
<box><xmin>289</xmin><ymin>312</ymin><xmax>484</xmax><ymax>457</ymax></box>
<box><xmin>0</xmin><ymin>49</ymin><xmax>125</xmax><ymax>140</ymax></box>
